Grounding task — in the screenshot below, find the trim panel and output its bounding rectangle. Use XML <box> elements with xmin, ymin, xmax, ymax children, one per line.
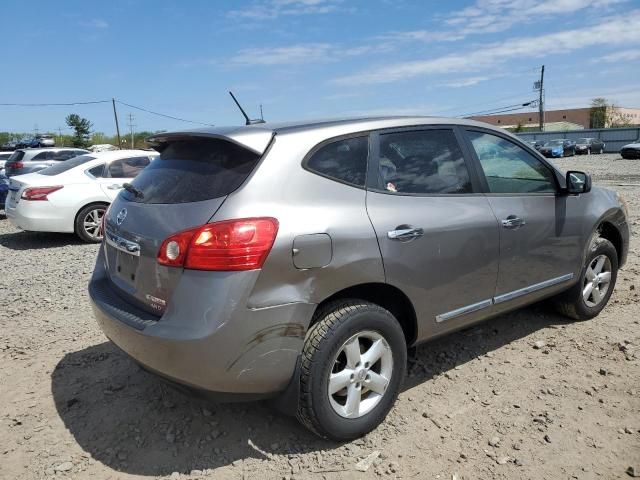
<box><xmin>493</xmin><ymin>273</ymin><xmax>574</xmax><ymax>305</ymax></box>
<box><xmin>436</xmin><ymin>299</ymin><xmax>493</xmax><ymax>323</ymax></box>
<box><xmin>435</xmin><ymin>273</ymin><xmax>574</xmax><ymax>322</ymax></box>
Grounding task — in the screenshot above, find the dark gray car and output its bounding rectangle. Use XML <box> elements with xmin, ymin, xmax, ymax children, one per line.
<box><xmin>575</xmin><ymin>137</ymin><xmax>605</xmax><ymax>155</ymax></box>
<box><xmin>4</xmin><ymin>148</ymin><xmax>89</xmax><ymax>177</ymax></box>
<box><xmin>89</xmin><ymin>117</ymin><xmax>629</xmax><ymax>440</ymax></box>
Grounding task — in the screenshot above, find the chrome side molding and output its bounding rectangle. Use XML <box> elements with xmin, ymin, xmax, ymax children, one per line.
<box><xmin>493</xmin><ymin>273</ymin><xmax>574</xmax><ymax>305</ymax></box>
<box><xmin>436</xmin><ymin>273</ymin><xmax>574</xmax><ymax>322</ymax></box>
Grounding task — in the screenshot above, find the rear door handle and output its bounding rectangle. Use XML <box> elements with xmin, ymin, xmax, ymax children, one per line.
<box><xmin>388</xmin><ymin>226</ymin><xmax>424</xmax><ymax>240</ymax></box>
<box><xmin>501</xmin><ymin>215</ymin><xmax>526</xmax><ymax>229</ymax></box>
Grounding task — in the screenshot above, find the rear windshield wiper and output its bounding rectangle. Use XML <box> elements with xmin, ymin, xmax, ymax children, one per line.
<box><xmin>122</xmin><ymin>183</ymin><xmax>144</xmax><ymax>199</ymax></box>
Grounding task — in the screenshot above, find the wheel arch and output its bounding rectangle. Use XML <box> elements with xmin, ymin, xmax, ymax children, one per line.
<box><xmin>311</xmin><ymin>282</ymin><xmax>418</xmax><ymax>346</ymax></box>
<box><xmin>73</xmin><ymin>200</ymin><xmax>110</xmax><ymax>233</ymax></box>
<box><xmin>597</xmin><ymin>220</ymin><xmax>623</xmax><ymax>265</ymax></box>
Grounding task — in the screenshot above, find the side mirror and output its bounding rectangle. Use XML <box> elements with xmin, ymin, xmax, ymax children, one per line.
<box><xmin>566</xmin><ymin>170</ymin><xmax>591</xmax><ymax>194</ymax></box>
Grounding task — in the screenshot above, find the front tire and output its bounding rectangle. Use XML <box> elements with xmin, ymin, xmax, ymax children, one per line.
<box><xmin>553</xmin><ymin>237</ymin><xmax>618</xmax><ymax>320</ymax></box>
<box><xmin>75</xmin><ymin>203</ymin><xmax>107</xmax><ymax>243</ymax></box>
<box><xmin>296</xmin><ymin>299</ymin><xmax>407</xmax><ymax>440</ymax></box>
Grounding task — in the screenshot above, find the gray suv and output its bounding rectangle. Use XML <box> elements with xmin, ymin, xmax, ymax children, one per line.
<box><xmin>5</xmin><ymin>147</ymin><xmax>89</xmax><ymax>177</ymax></box>
<box><xmin>89</xmin><ymin>117</ymin><xmax>629</xmax><ymax>440</ymax></box>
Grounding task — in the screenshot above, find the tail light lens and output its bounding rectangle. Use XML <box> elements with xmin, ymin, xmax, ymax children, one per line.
<box><xmin>8</xmin><ymin>161</ymin><xmax>24</xmax><ymax>170</ymax></box>
<box><xmin>158</xmin><ymin>217</ymin><xmax>279</xmax><ymax>271</ymax></box>
<box><xmin>21</xmin><ymin>186</ymin><xmax>63</xmax><ymax>201</ymax></box>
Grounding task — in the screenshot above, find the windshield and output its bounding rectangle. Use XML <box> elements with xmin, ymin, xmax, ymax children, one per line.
<box><xmin>544</xmin><ymin>140</ymin><xmax>564</xmax><ymax>146</ymax></box>
<box><xmin>38</xmin><ymin>155</ymin><xmax>96</xmax><ymax>176</ymax></box>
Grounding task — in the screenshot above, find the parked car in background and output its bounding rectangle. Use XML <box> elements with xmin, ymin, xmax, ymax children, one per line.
<box><xmin>4</xmin><ymin>148</ymin><xmax>89</xmax><ymax>177</ymax></box>
<box><xmin>15</xmin><ymin>138</ymin><xmax>34</xmax><ymax>149</ymax></box>
<box><xmin>6</xmin><ymin>150</ymin><xmax>157</xmax><ymax>242</ymax></box>
<box><xmin>89</xmin><ymin>117</ymin><xmax>628</xmax><ymax>441</ymax></box>
<box><xmin>539</xmin><ymin>139</ymin><xmax>575</xmax><ymax>157</ymax></box>
<box><xmin>1</xmin><ymin>141</ymin><xmax>18</xmax><ymax>151</ymax></box>
<box><xmin>0</xmin><ymin>172</ymin><xmax>8</xmax><ymax>210</ymax></box>
<box><xmin>526</xmin><ymin>140</ymin><xmax>543</xmax><ymax>151</ymax></box>
<box><xmin>0</xmin><ymin>151</ymin><xmax>14</xmax><ymax>175</ymax></box>
<box><xmin>575</xmin><ymin>138</ymin><xmax>605</xmax><ymax>155</ymax></box>
<box><xmin>33</xmin><ymin>134</ymin><xmax>55</xmax><ymax>148</ymax></box>
<box><xmin>89</xmin><ymin>144</ymin><xmax>119</xmax><ymax>153</ymax></box>
<box><xmin>620</xmin><ymin>139</ymin><xmax>640</xmax><ymax>159</ymax></box>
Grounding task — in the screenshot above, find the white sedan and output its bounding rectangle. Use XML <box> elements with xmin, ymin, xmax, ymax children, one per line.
<box><xmin>5</xmin><ymin>150</ymin><xmax>157</xmax><ymax>242</ymax></box>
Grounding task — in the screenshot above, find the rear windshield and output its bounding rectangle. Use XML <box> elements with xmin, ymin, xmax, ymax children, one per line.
<box><xmin>38</xmin><ymin>155</ymin><xmax>96</xmax><ymax>176</ymax></box>
<box><xmin>8</xmin><ymin>151</ymin><xmax>25</xmax><ymax>162</ymax></box>
<box><xmin>122</xmin><ymin>138</ymin><xmax>261</xmax><ymax>204</ymax></box>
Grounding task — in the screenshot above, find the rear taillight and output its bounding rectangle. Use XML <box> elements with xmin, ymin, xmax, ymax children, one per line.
<box><xmin>158</xmin><ymin>217</ymin><xmax>279</xmax><ymax>271</ymax></box>
<box><xmin>21</xmin><ymin>185</ymin><xmax>63</xmax><ymax>201</ymax></box>
<box><xmin>8</xmin><ymin>161</ymin><xmax>24</xmax><ymax>170</ymax></box>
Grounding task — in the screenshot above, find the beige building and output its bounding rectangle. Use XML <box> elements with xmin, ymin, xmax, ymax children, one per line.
<box><xmin>471</xmin><ymin>106</ymin><xmax>640</xmax><ymax>130</ymax></box>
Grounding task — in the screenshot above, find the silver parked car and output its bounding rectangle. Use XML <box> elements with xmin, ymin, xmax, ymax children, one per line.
<box><xmin>89</xmin><ymin>117</ymin><xmax>629</xmax><ymax>440</ymax></box>
<box><xmin>4</xmin><ymin>147</ymin><xmax>89</xmax><ymax>177</ymax></box>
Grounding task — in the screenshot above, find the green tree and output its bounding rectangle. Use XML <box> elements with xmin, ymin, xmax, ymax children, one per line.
<box><xmin>65</xmin><ymin>113</ymin><xmax>93</xmax><ymax>148</ymax></box>
<box><xmin>589</xmin><ymin>98</ymin><xmax>608</xmax><ymax>128</ymax></box>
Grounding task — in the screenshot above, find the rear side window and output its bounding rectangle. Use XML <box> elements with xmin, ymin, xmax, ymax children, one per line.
<box><xmin>305</xmin><ymin>136</ymin><xmax>368</xmax><ymax>187</ymax></box>
<box><xmin>108</xmin><ymin>156</ymin><xmax>150</xmax><ymax>178</ymax></box>
<box><xmin>123</xmin><ymin>138</ymin><xmax>260</xmax><ymax>204</ymax></box>
<box><xmin>88</xmin><ymin>164</ymin><xmax>106</xmax><ymax>178</ymax></box>
<box><xmin>54</xmin><ymin>150</ymin><xmax>79</xmax><ymax>161</ymax></box>
<box><xmin>375</xmin><ymin>129</ymin><xmax>472</xmax><ymax>194</ymax></box>
<box><xmin>32</xmin><ymin>151</ymin><xmax>54</xmax><ymax>160</ymax></box>
<box><xmin>39</xmin><ymin>155</ymin><xmax>96</xmax><ymax>176</ymax></box>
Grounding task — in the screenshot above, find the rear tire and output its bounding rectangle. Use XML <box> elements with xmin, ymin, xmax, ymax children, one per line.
<box><xmin>296</xmin><ymin>299</ymin><xmax>407</xmax><ymax>440</ymax></box>
<box><xmin>75</xmin><ymin>203</ymin><xmax>108</xmax><ymax>243</ymax></box>
<box><xmin>553</xmin><ymin>237</ymin><xmax>618</xmax><ymax>320</ymax></box>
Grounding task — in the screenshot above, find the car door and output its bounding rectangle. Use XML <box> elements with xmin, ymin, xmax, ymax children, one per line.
<box><xmin>100</xmin><ymin>156</ymin><xmax>151</xmax><ymax>200</ymax></box>
<box><xmin>365</xmin><ymin>127</ymin><xmax>500</xmax><ymax>341</ymax></box>
<box><xmin>462</xmin><ymin>129</ymin><xmax>582</xmax><ymax>313</ymax></box>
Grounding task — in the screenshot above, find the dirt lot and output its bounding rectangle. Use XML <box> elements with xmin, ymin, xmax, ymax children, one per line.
<box><xmin>1</xmin><ymin>153</ymin><xmax>639</xmax><ymax>480</ymax></box>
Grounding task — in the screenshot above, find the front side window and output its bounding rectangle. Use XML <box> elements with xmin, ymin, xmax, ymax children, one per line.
<box><xmin>305</xmin><ymin>136</ymin><xmax>368</xmax><ymax>187</ymax></box>
<box><xmin>108</xmin><ymin>156</ymin><xmax>150</xmax><ymax>178</ymax></box>
<box><xmin>375</xmin><ymin>129</ymin><xmax>472</xmax><ymax>194</ymax></box>
<box><xmin>53</xmin><ymin>150</ymin><xmax>78</xmax><ymax>161</ymax></box>
<box><xmin>467</xmin><ymin>131</ymin><xmax>556</xmax><ymax>194</ymax></box>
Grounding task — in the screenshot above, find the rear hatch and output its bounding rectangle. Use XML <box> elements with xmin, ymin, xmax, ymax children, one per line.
<box><xmin>5</xmin><ymin>150</ymin><xmax>26</xmax><ymax>176</ymax></box>
<box><xmin>102</xmin><ymin>134</ymin><xmax>270</xmax><ymax>316</ymax></box>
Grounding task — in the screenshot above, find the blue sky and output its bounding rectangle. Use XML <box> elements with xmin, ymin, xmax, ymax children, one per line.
<box><xmin>2</xmin><ymin>0</ymin><xmax>640</xmax><ymax>135</ymax></box>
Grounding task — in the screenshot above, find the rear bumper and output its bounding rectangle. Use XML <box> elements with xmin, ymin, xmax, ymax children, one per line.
<box><xmin>89</xmin><ymin>247</ymin><xmax>315</xmax><ymax>397</ymax></box>
<box><xmin>5</xmin><ymin>199</ymin><xmax>74</xmax><ymax>232</ymax></box>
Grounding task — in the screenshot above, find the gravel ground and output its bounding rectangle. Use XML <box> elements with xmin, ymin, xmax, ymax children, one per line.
<box><xmin>0</xmin><ymin>153</ymin><xmax>639</xmax><ymax>480</ymax></box>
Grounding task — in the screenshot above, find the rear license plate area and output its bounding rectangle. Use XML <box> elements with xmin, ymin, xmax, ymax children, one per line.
<box><xmin>115</xmin><ymin>249</ymin><xmax>139</xmax><ymax>286</ymax></box>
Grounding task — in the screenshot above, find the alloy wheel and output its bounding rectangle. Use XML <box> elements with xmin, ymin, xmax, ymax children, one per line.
<box><xmin>83</xmin><ymin>207</ymin><xmax>105</xmax><ymax>240</ymax></box>
<box><xmin>583</xmin><ymin>254</ymin><xmax>612</xmax><ymax>307</ymax></box>
<box><xmin>328</xmin><ymin>330</ymin><xmax>393</xmax><ymax>419</ymax></box>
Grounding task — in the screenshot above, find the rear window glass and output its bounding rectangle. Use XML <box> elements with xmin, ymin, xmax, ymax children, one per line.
<box><xmin>122</xmin><ymin>138</ymin><xmax>260</xmax><ymax>204</ymax></box>
<box><xmin>8</xmin><ymin>151</ymin><xmax>25</xmax><ymax>162</ymax></box>
<box><xmin>39</xmin><ymin>155</ymin><xmax>96</xmax><ymax>176</ymax></box>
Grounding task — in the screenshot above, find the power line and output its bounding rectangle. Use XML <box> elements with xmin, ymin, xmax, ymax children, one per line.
<box><xmin>0</xmin><ymin>100</ymin><xmax>110</xmax><ymax>106</ymax></box>
<box><xmin>459</xmin><ymin>100</ymin><xmax>537</xmax><ymax>118</ymax></box>
<box><xmin>116</xmin><ymin>100</ymin><xmax>215</xmax><ymax>127</ymax></box>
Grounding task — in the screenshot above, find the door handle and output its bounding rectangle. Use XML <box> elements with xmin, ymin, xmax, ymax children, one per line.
<box><xmin>388</xmin><ymin>226</ymin><xmax>424</xmax><ymax>240</ymax></box>
<box><xmin>107</xmin><ymin>184</ymin><xmax>123</xmax><ymax>190</ymax></box>
<box><xmin>501</xmin><ymin>215</ymin><xmax>526</xmax><ymax>229</ymax></box>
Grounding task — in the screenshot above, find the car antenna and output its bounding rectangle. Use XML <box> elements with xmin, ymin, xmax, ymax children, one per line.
<box><xmin>229</xmin><ymin>91</ymin><xmax>266</xmax><ymax>125</ymax></box>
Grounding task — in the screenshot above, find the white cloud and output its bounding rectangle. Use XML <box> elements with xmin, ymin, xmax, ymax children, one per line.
<box><xmin>598</xmin><ymin>49</ymin><xmax>640</xmax><ymax>63</ymax></box>
<box><xmin>228</xmin><ymin>0</ymin><xmax>342</xmax><ymax>20</ymax></box>
<box><xmin>231</xmin><ymin>43</ymin><xmax>333</xmax><ymax>65</ymax></box>
<box><xmin>79</xmin><ymin>18</ymin><xmax>109</xmax><ymax>29</ymax></box>
<box><xmin>333</xmin><ymin>11</ymin><xmax>640</xmax><ymax>85</ymax></box>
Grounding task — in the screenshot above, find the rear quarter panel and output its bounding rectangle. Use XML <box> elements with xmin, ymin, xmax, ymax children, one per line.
<box><xmin>210</xmin><ymin>128</ymin><xmax>385</xmax><ymax>312</ymax></box>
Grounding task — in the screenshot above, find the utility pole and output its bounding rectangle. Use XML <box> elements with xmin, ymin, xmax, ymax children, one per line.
<box><xmin>127</xmin><ymin>113</ymin><xmax>136</xmax><ymax>149</ymax></box>
<box><xmin>112</xmin><ymin>98</ymin><xmax>122</xmax><ymax>149</ymax></box>
<box><xmin>538</xmin><ymin>65</ymin><xmax>545</xmax><ymax>132</ymax></box>
<box><xmin>57</xmin><ymin>127</ymin><xmax>63</xmax><ymax>147</ymax></box>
